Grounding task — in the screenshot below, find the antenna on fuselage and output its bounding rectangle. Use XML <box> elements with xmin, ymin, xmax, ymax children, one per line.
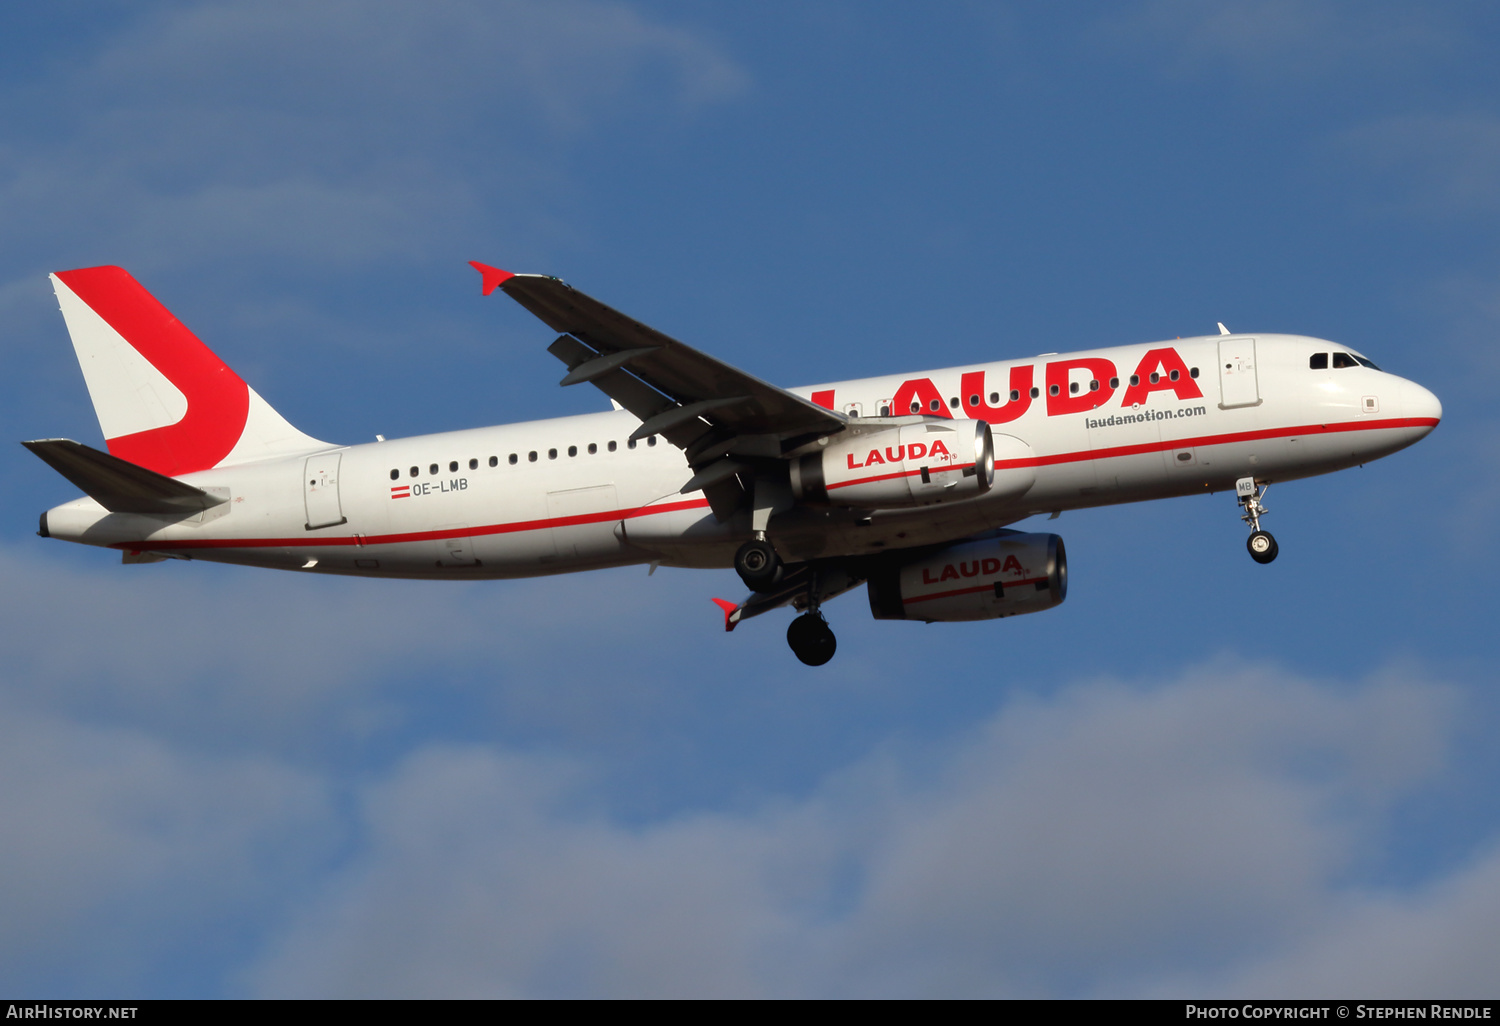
<box><xmin>1218</xmin><ymin>322</ymin><xmax>1232</xmax><ymax>336</ymax></box>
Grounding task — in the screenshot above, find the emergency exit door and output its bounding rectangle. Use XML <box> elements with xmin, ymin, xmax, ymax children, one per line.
<box><xmin>1218</xmin><ymin>338</ymin><xmax>1261</xmax><ymax>409</ymax></box>
<box><xmin>304</xmin><ymin>452</ymin><xmax>346</xmax><ymax>530</ymax></box>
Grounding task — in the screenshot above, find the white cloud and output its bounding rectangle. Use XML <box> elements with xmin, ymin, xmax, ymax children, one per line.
<box><xmin>0</xmin><ymin>699</ymin><xmax>333</xmax><ymax>989</ymax></box>
<box><xmin>1098</xmin><ymin>1</ymin><xmax>1457</xmax><ymax>80</ymax></box>
<box><xmin>0</xmin><ymin>546</ymin><xmax>1489</xmax><ymax>998</ymax></box>
<box><xmin>1186</xmin><ymin>843</ymin><xmax>1500</xmax><ymax>998</ymax></box>
<box><xmin>0</xmin><ymin>541</ymin><xmax>724</xmax><ymax>749</ymax></box>
<box><xmin>245</xmin><ymin>662</ymin><xmax>1486</xmax><ymax>998</ymax></box>
<box><xmin>0</xmin><ymin>0</ymin><xmax>747</xmax><ymax>278</ymax></box>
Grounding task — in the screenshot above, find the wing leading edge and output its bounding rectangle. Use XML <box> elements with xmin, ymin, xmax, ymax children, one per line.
<box><xmin>472</xmin><ymin>263</ymin><xmax>846</xmax><ymax>519</ymax></box>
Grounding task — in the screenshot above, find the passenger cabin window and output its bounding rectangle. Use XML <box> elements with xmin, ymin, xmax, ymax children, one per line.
<box><xmin>588</xmin><ymin>443</ymin><xmax>597</xmax><ymax>455</ymax></box>
<box><xmin>647</xmin><ymin>436</ymin><xmax>657</xmax><ymax>446</ymax></box>
<box><xmin>389</xmin><ymin>469</ymin><xmax>399</xmax><ymax>480</ymax></box>
<box><xmin>508</xmin><ymin>454</ymin><xmax>517</xmax><ymax>465</ymax></box>
<box><xmin>469</xmin><ymin>458</ymin><xmax>478</xmax><ymax>470</ymax></box>
<box><xmin>1310</xmin><ymin>353</ymin><xmax>1328</xmax><ymax>369</ymax></box>
<box><xmin>428</xmin><ymin>463</ymin><xmax>438</xmax><ymax>475</ymax></box>
<box><xmin>409</xmin><ymin>466</ymin><xmax>419</xmax><ymax>478</ymax></box>
<box><xmin>528</xmin><ymin>451</ymin><xmax>537</xmax><ymax>462</ymax></box>
<box><xmin>489</xmin><ymin>456</ymin><xmax>498</xmax><ymax>467</ymax></box>
<box><xmin>568</xmin><ymin>445</ymin><xmax>577</xmax><ymax>457</ymax></box>
<box><xmin>1333</xmin><ymin>352</ymin><xmax>1358</xmax><ymax>369</ymax></box>
<box><xmin>608</xmin><ymin>441</ymin><xmax>617</xmax><ymax>452</ymax></box>
<box><xmin>449</xmin><ymin>461</ymin><xmax>459</xmax><ymax>473</ymax></box>
<box><xmin>548</xmin><ymin>448</ymin><xmax>557</xmax><ymax>459</ymax></box>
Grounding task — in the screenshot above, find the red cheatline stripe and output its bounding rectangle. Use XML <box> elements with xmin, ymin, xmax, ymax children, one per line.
<box><xmin>118</xmin><ymin>416</ymin><xmax>1438</xmax><ymax>554</ymax></box>
<box><xmin>120</xmin><ymin>497</ymin><xmax>712</xmax><ymax>551</ymax></box>
<box><xmin>995</xmin><ymin>416</ymin><xmax>1440</xmax><ymax>470</ymax></box>
<box><xmin>827</xmin><ymin>462</ymin><xmax>975</xmax><ymax>490</ymax></box>
<box><xmin>830</xmin><ymin>415</ymin><xmax>1437</xmax><ymax>483</ymax></box>
<box><xmin>904</xmin><ymin>577</ymin><xmax>1047</xmax><ymax>603</ymax></box>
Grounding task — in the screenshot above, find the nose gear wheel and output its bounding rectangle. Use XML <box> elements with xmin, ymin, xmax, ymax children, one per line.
<box><xmin>1247</xmin><ymin>530</ymin><xmax>1278</xmax><ymax>564</ymax></box>
<box><xmin>1236</xmin><ymin>477</ymin><xmax>1277</xmax><ymax>564</ymax></box>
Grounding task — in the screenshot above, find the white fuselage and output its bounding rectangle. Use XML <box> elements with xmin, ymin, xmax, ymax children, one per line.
<box><xmin>42</xmin><ymin>333</ymin><xmax>1442</xmax><ymax>578</ymax></box>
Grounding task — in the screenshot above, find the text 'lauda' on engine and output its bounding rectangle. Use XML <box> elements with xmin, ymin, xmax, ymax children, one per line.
<box><xmin>790</xmin><ymin>419</ymin><xmax>994</xmax><ymax>508</ymax></box>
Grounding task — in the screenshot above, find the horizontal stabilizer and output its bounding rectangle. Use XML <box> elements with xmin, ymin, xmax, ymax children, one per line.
<box><xmin>22</xmin><ymin>438</ymin><xmax>227</xmax><ymax>515</ymax></box>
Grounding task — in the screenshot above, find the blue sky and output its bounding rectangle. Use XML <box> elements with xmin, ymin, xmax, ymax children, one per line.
<box><xmin>2</xmin><ymin>0</ymin><xmax>1498</xmax><ymax>997</ymax></box>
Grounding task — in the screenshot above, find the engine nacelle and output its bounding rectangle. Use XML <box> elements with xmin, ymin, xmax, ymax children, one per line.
<box><xmin>867</xmin><ymin>532</ymin><xmax>1067</xmax><ymax>622</ymax></box>
<box><xmin>790</xmin><ymin>420</ymin><xmax>994</xmax><ymax>509</ymax></box>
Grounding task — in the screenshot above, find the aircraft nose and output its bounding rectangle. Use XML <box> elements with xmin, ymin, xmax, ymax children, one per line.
<box><xmin>1398</xmin><ymin>378</ymin><xmax>1442</xmax><ymax>429</ymax></box>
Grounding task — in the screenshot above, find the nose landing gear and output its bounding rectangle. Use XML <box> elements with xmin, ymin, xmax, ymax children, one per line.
<box><xmin>1236</xmin><ymin>477</ymin><xmax>1277</xmax><ymax>564</ymax></box>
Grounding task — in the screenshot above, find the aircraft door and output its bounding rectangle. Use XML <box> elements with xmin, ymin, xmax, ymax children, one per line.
<box><xmin>1218</xmin><ymin>338</ymin><xmax>1261</xmax><ymax>409</ymax></box>
<box><xmin>304</xmin><ymin>452</ymin><xmax>347</xmax><ymax>529</ymax></box>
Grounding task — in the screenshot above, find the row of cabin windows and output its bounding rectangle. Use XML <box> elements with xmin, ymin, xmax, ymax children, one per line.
<box><xmin>878</xmin><ymin>366</ymin><xmax>1201</xmax><ymax>414</ymax></box>
<box><xmin>1310</xmin><ymin>352</ymin><xmax>1381</xmax><ymax>370</ymax></box>
<box><xmin>388</xmin><ymin>436</ymin><xmax>658</xmax><ymax>480</ymax></box>
<box><xmin>386</xmin><ymin>359</ymin><xmax>1218</xmax><ymax>479</ymax></box>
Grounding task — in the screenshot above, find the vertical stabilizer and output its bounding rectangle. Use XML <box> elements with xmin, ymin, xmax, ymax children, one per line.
<box><xmin>50</xmin><ymin>266</ymin><xmax>330</xmax><ymax>477</ymax></box>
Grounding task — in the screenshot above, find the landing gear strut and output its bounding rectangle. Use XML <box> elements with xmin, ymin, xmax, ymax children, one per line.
<box><xmin>786</xmin><ymin>566</ymin><xmax>837</xmax><ymax>666</ymax></box>
<box><xmin>1236</xmin><ymin>476</ymin><xmax>1278</xmax><ymax>564</ymax></box>
<box><xmin>734</xmin><ymin>539</ymin><xmax>782</xmax><ymax>592</ymax></box>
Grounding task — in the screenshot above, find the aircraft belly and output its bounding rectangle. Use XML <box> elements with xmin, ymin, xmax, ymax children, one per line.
<box><xmin>1087</xmin><ymin>413</ymin><xmax>1163</xmax><ymax>494</ymax></box>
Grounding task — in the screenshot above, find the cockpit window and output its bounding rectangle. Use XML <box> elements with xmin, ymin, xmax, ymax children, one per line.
<box><xmin>1353</xmin><ymin>354</ymin><xmax>1381</xmax><ymax>371</ymax></box>
<box><xmin>1309</xmin><ymin>353</ymin><xmax>1328</xmax><ymax>369</ymax></box>
<box><xmin>1332</xmin><ymin>352</ymin><xmax>1359</xmax><ymax>369</ymax></box>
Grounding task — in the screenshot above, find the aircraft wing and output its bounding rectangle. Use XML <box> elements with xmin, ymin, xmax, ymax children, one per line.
<box><xmin>474</xmin><ymin>265</ymin><xmax>846</xmax><ymax>511</ymax></box>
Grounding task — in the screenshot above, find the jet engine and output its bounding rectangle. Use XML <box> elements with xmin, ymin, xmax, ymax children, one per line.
<box><xmin>867</xmin><ymin>532</ymin><xmax>1067</xmax><ymax>622</ymax></box>
<box><xmin>790</xmin><ymin>419</ymin><xmax>994</xmax><ymax>508</ymax></box>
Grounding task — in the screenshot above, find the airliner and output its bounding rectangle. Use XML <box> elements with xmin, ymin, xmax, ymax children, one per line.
<box><xmin>25</xmin><ymin>264</ymin><xmax>1442</xmax><ymax>665</ymax></box>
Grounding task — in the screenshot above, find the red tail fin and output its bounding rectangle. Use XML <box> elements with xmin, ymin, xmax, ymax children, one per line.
<box><xmin>51</xmin><ymin>267</ymin><xmax>327</xmax><ymax>476</ymax></box>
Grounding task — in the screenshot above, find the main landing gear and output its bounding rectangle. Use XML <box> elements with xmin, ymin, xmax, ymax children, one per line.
<box><xmin>734</xmin><ymin>538</ymin><xmax>782</xmax><ymax>591</ymax></box>
<box><xmin>733</xmin><ymin>539</ymin><xmax>838</xmax><ymax>665</ymax></box>
<box><xmin>1236</xmin><ymin>476</ymin><xmax>1278</xmax><ymax>565</ymax></box>
<box><xmin>787</xmin><ymin>612</ymin><xmax>837</xmax><ymax>666</ymax></box>
<box><xmin>787</xmin><ymin>566</ymin><xmax>838</xmax><ymax>666</ymax></box>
